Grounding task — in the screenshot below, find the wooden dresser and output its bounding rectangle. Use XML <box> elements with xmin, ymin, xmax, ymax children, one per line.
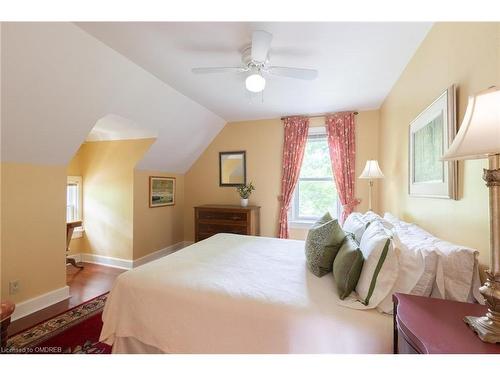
<box><xmin>393</xmin><ymin>293</ymin><xmax>500</xmax><ymax>354</ymax></box>
<box><xmin>194</xmin><ymin>205</ymin><xmax>260</xmax><ymax>242</ymax></box>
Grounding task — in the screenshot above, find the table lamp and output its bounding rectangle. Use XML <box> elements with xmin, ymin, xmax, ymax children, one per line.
<box><xmin>359</xmin><ymin>160</ymin><xmax>384</xmax><ymax>211</ymax></box>
<box><xmin>442</xmin><ymin>86</ymin><xmax>500</xmax><ymax>343</ymax></box>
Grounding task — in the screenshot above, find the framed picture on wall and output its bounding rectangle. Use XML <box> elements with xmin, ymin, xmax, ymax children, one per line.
<box><xmin>219</xmin><ymin>151</ymin><xmax>247</xmax><ymax>187</ymax></box>
<box><xmin>149</xmin><ymin>176</ymin><xmax>176</xmax><ymax>207</ymax></box>
<box><xmin>408</xmin><ymin>85</ymin><xmax>458</xmax><ymax>199</ymax></box>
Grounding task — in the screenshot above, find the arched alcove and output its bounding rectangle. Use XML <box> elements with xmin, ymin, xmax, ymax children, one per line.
<box><xmin>66</xmin><ymin>114</ymin><xmax>157</xmax><ymax>263</ymax></box>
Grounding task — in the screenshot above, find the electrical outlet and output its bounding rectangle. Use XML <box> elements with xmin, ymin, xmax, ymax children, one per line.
<box><xmin>9</xmin><ymin>280</ymin><xmax>20</xmax><ymax>295</ymax></box>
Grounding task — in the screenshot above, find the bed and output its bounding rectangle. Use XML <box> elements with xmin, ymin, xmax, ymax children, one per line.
<box><xmin>99</xmin><ymin>233</ymin><xmax>392</xmax><ymax>354</ymax></box>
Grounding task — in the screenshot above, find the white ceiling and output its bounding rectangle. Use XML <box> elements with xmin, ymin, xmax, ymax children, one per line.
<box><xmin>76</xmin><ymin>22</ymin><xmax>433</xmax><ymax>122</ymax></box>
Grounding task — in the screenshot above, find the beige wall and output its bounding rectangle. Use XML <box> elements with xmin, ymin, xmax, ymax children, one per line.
<box><xmin>184</xmin><ymin>111</ymin><xmax>380</xmax><ymax>241</ymax></box>
<box><xmin>379</xmin><ymin>22</ymin><xmax>499</xmax><ymax>266</ymax></box>
<box><xmin>66</xmin><ymin>139</ymin><xmax>154</xmax><ymax>260</ymax></box>
<box><xmin>1</xmin><ymin>163</ymin><xmax>67</xmax><ymax>303</ymax></box>
<box><xmin>133</xmin><ymin>171</ymin><xmax>185</xmax><ymax>260</ymax></box>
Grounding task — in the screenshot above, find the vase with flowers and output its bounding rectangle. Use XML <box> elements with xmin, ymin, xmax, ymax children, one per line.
<box><xmin>236</xmin><ymin>182</ymin><xmax>255</xmax><ymax>207</ymax></box>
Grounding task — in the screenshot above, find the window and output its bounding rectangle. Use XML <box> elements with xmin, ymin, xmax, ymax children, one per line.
<box><xmin>67</xmin><ymin>176</ymin><xmax>83</xmax><ymax>237</ymax></box>
<box><xmin>290</xmin><ymin>128</ymin><xmax>339</xmax><ymax>226</ymax></box>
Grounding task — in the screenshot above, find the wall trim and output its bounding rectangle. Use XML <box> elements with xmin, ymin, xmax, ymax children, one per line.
<box><xmin>133</xmin><ymin>241</ymin><xmax>191</xmax><ymax>268</ymax></box>
<box><xmin>68</xmin><ymin>253</ymin><xmax>133</xmax><ymax>270</ymax></box>
<box><xmin>11</xmin><ymin>286</ymin><xmax>70</xmax><ymax>321</ymax></box>
<box><xmin>67</xmin><ymin>241</ymin><xmax>193</xmax><ymax>270</ymax></box>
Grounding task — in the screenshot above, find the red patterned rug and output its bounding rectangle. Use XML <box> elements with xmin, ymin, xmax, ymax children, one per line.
<box><xmin>5</xmin><ymin>293</ymin><xmax>111</xmax><ymax>354</ymax></box>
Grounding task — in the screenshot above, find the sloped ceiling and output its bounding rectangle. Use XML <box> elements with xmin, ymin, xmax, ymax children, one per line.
<box><xmin>86</xmin><ymin>114</ymin><xmax>159</xmax><ymax>142</ymax></box>
<box><xmin>76</xmin><ymin>22</ymin><xmax>433</xmax><ymax>121</ymax></box>
<box><xmin>1</xmin><ymin>22</ymin><xmax>225</xmax><ymax>173</ymax></box>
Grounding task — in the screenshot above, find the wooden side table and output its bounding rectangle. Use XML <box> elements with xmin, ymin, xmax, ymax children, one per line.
<box><xmin>393</xmin><ymin>293</ymin><xmax>500</xmax><ymax>354</ymax></box>
<box><xmin>67</xmin><ymin>220</ymin><xmax>84</xmax><ymax>269</ymax></box>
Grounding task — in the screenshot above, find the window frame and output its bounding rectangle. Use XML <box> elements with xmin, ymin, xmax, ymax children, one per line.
<box><xmin>289</xmin><ymin>127</ymin><xmax>340</xmax><ymax>227</ymax></box>
<box><xmin>67</xmin><ymin>176</ymin><xmax>84</xmax><ymax>238</ymax></box>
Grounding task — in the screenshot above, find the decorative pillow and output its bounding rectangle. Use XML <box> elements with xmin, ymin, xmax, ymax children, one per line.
<box><xmin>342</xmin><ymin>212</ymin><xmax>369</xmax><ymax>243</ymax></box>
<box><xmin>333</xmin><ymin>236</ymin><xmax>364</xmax><ymax>299</ymax></box>
<box><xmin>305</xmin><ymin>213</ymin><xmax>346</xmax><ymax>277</ymax></box>
<box><xmin>355</xmin><ymin>221</ymin><xmax>399</xmax><ymax>308</ymax></box>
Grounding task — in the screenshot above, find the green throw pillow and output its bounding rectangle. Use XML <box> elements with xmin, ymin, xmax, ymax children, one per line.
<box><xmin>333</xmin><ymin>236</ymin><xmax>364</xmax><ymax>300</ymax></box>
<box><xmin>305</xmin><ymin>212</ymin><xmax>346</xmax><ymax>277</ymax></box>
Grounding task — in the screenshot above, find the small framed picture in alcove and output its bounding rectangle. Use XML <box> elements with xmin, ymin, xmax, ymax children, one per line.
<box><xmin>149</xmin><ymin>176</ymin><xmax>176</xmax><ymax>207</ymax></box>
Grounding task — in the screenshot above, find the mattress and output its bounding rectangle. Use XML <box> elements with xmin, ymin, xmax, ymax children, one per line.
<box><xmin>100</xmin><ymin>233</ymin><xmax>392</xmax><ymax>353</ymax></box>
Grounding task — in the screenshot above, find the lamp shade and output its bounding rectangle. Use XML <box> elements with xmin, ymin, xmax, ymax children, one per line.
<box><xmin>442</xmin><ymin>87</ymin><xmax>500</xmax><ymax>161</ymax></box>
<box><xmin>359</xmin><ymin>160</ymin><xmax>384</xmax><ymax>179</ymax></box>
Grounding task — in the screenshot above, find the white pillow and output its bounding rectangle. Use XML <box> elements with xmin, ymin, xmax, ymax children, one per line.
<box><xmin>430</xmin><ymin>239</ymin><xmax>480</xmax><ymax>303</ymax></box>
<box><xmin>383</xmin><ymin>212</ymin><xmax>412</xmax><ymax>229</ymax></box>
<box><xmin>383</xmin><ymin>212</ymin><xmax>401</xmax><ymax>227</ymax></box>
<box><xmin>342</xmin><ymin>212</ymin><xmax>368</xmax><ymax>243</ymax></box>
<box><xmin>363</xmin><ymin>211</ymin><xmax>394</xmax><ymax>231</ymax></box>
<box><xmin>363</xmin><ymin>211</ymin><xmax>382</xmax><ymax>223</ymax></box>
<box><xmin>355</xmin><ymin>221</ymin><xmax>400</xmax><ymax>308</ymax></box>
<box><xmin>377</xmin><ymin>231</ymin><xmax>439</xmax><ymax>314</ymax></box>
<box><xmin>390</xmin><ymin>215</ymin><xmax>480</xmax><ymax>304</ymax></box>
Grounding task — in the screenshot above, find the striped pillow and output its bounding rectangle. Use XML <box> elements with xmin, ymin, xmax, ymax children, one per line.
<box><xmin>355</xmin><ymin>220</ymin><xmax>399</xmax><ymax>308</ymax></box>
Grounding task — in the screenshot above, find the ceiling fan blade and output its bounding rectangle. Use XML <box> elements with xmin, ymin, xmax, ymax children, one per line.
<box><xmin>251</xmin><ymin>30</ymin><xmax>273</xmax><ymax>63</ymax></box>
<box><xmin>266</xmin><ymin>66</ymin><xmax>318</xmax><ymax>80</ymax></box>
<box><xmin>191</xmin><ymin>67</ymin><xmax>246</xmax><ymax>74</ymax></box>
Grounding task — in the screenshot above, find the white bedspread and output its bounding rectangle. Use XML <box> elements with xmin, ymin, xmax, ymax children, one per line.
<box><xmin>100</xmin><ymin>234</ymin><xmax>392</xmax><ymax>353</ymax></box>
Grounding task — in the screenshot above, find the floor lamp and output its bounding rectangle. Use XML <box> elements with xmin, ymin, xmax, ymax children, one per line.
<box><xmin>442</xmin><ymin>86</ymin><xmax>500</xmax><ymax>343</ymax></box>
<box><xmin>359</xmin><ymin>160</ymin><xmax>384</xmax><ymax>211</ymax></box>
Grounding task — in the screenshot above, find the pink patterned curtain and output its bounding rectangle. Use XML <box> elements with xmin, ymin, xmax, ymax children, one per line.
<box><xmin>325</xmin><ymin>112</ymin><xmax>360</xmax><ymax>224</ymax></box>
<box><xmin>278</xmin><ymin>116</ymin><xmax>309</xmax><ymax>238</ymax></box>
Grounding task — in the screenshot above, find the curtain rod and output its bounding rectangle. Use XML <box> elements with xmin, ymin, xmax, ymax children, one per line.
<box><xmin>280</xmin><ymin>111</ymin><xmax>359</xmax><ymax>121</ymax></box>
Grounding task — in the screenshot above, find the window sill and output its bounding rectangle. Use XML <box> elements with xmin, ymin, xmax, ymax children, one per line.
<box><xmin>72</xmin><ymin>227</ymin><xmax>84</xmax><ymax>239</ymax></box>
<box><xmin>289</xmin><ymin>221</ymin><xmax>315</xmax><ymax>230</ymax></box>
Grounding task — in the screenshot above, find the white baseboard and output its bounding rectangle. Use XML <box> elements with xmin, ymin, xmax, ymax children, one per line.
<box><xmin>11</xmin><ymin>286</ymin><xmax>70</xmax><ymax>321</ymax></box>
<box><xmin>133</xmin><ymin>241</ymin><xmax>192</xmax><ymax>268</ymax></box>
<box><xmin>83</xmin><ymin>253</ymin><xmax>134</xmax><ymax>270</ymax></box>
<box><xmin>67</xmin><ymin>241</ymin><xmax>193</xmax><ymax>270</ymax></box>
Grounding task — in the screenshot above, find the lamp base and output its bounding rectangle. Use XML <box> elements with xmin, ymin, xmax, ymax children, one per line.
<box><xmin>464</xmin><ymin>271</ymin><xmax>500</xmax><ymax>344</ymax></box>
<box><xmin>464</xmin><ymin>314</ymin><xmax>500</xmax><ymax>344</ymax></box>
<box><xmin>465</xmin><ymin>156</ymin><xmax>500</xmax><ymax>344</ymax></box>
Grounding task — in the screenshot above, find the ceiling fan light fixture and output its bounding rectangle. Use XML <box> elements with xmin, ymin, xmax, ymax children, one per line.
<box><xmin>245</xmin><ymin>73</ymin><xmax>266</xmax><ymax>93</ymax></box>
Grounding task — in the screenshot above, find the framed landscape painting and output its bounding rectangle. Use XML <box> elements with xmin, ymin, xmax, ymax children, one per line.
<box><xmin>408</xmin><ymin>85</ymin><xmax>458</xmax><ymax>199</ymax></box>
<box><xmin>149</xmin><ymin>176</ymin><xmax>175</xmax><ymax>207</ymax></box>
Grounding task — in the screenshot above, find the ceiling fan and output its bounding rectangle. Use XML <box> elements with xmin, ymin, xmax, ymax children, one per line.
<box><xmin>191</xmin><ymin>30</ymin><xmax>318</xmax><ymax>93</ymax></box>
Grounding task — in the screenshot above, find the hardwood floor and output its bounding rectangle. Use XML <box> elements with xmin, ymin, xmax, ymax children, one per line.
<box><xmin>8</xmin><ymin>263</ymin><xmax>125</xmax><ymax>337</ymax></box>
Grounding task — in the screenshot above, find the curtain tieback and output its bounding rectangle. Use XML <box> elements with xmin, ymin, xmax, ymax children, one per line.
<box><xmin>342</xmin><ymin>198</ymin><xmax>361</xmax><ymax>212</ymax></box>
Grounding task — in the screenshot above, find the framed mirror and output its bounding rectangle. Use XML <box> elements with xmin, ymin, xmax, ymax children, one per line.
<box><xmin>219</xmin><ymin>151</ymin><xmax>246</xmax><ymax>187</ymax></box>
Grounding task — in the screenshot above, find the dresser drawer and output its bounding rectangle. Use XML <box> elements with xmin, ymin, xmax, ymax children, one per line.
<box><xmin>194</xmin><ymin>205</ymin><xmax>260</xmax><ymax>243</ymax></box>
<box><xmin>197</xmin><ymin>210</ymin><xmax>247</xmax><ymax>222</ymax></box>
<box><xmin>197</xmin><ymin>222</ymin><xmax>249</xmax><ymax>235</ymax></box>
